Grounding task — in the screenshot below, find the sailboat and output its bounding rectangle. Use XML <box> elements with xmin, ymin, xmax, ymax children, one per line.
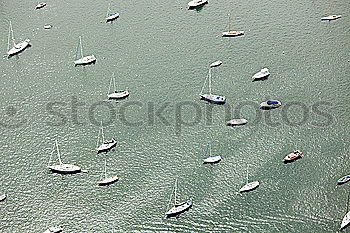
<box><xmin>165</xmin><ymin>179</ymin><xmax>192</xmax><ymax>217</ymax></box>
<box><xmin>239</xmin><ymin>165</ymin><xmax>259</xmax><ymax>193</ymax></box>
<box><xmin>222</xmin><ymin>14</ymin><xmax>244</xmax><ymax>37</ymax></box>
<box><xmin>203</xmin><ymin>142</ymin><xmax>222</xmax><ymax>164</ymax></box>
<box><xmin>96</xmin><ymin>121</ymin><xmax>117</xmax><ymax>153</ymax></box>
<box><xmin>47</xmin><ymin>140</ymin><xmax>81</xmax><ymax>174</ymax></box>
<box><xmin>341</xmin><ymin>191</ymin><xmax>350</xmax><ymax>229</ymax></box>
<box><xmin>7</xmin><ymin>21</ymin><xmax>30</xmax><ymax>56</ymax></box>
<box><xmin>200</xmin><ymin>68</ymin><xmax>226</xmax><ymax>104</ymax></box>
<box><xmin>187</xmin><ymin>0</ymin><xmax>208</xmax><ymax>9</ymax></box>
<box><xmin>0</xmin><ymin>193</ymin><xmax>6</xmax><ymax>202</ymax></box>
<box><xmin>107</xmin><ymin>73</ymin><xmax>129</xmax><ymax>99</ymax></box>
<box><xmin>74</xmin><ymin>36</ymin><xmax>96</xmax><ymax>66</ymax></box>
<box><xmin>97</xmin><ymin>157</ymin><xmax>118</xmax><ymax>186</ymax></box>
<box><xmin>43</xmin><ymin>226</ymin><xmax>63</xmax><ymax>233</ymax></box>
<box><xmin>106</xmin><ymin>4</ymin><xmax>120</xmax><ymax>22</ymax></box>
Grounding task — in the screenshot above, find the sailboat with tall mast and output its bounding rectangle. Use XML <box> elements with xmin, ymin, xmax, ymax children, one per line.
<box><xmin>165</xmin><ymin>179</ymin><xmax>192</xmax><ymax>217</ymax></box>
<box><xmin>107</xmin><ymin>73</ymin><xmax>129</xmax><ymax>99</ymax></box>
<box><xmin>203</xmin><ymin>142</ymin><xmax>222</xmax><ymax>164</ymax></box>
<box><xmin>97</xmin><ymin>157</ymin><xmax>118</xmax><ymax>186</ymax></box>
<box><xmin>106</xmin><ymin>4</ymin><xmax>120</xmax><ymax>22</ymax></box>
<box><xmin>74</xmin><ymin>36</ymin><xmax>96</xmax><ymax>66</ymax></box>
<box><xmin>96</xmin><ymin>121</ymin><xmax>117</xmax><ymax>153</ymax></box>
<box><xmin>222</xmin><ymin>14</ymin><xmax>244</xmax><ymax>37</ymax></box>
<box><xmin>239</xmin><ymin>165</ymin><xmax>259</xmax><ymax>193</ymax></box>
<box><xmin>47</xmin><ymin>140</ymin><xmax>81</xmax><ymax>174</ymax></box>
<box><xmin>200</xmin><ymin>68</ymin><xmax>226</xmax><ymax>104</ymax></box>
<box><xmin>7</xmin><ymin>21</ymin><xmax>30</xmax><ymax>56</ymax></box>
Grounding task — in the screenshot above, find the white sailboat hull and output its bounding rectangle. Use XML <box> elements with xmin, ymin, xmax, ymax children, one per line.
<box><xmin>200</xmin><ymin>94</ymin><xmax>226</xmax><ymax>104</ymax></box>
<box><xmin>321</xmin><ymin>15</ymin><xmax>341</xmax><ymax>21</ymax></box>
<box><xmin>108</xmin><ymin>91</ymin><xmax>129</xmax><ymax>99</ymax></box>
<box><xmin>239</xmin><ymin>181</ymin><xmax>260</xmax><ymax>193</ymax></box>
<box><xmin>260</xmin><ymin>100</ymin><xmax>281</xmax><ymax>109</ymax></box>
<box><xmin>7</xmin><ymin>39</ymin><xmax>30</xmax><ymax>56</ymax></box>
<box><xmin>166</xmin><ymin>200</ymin><xmax>192</xmax><ymax>217</ymax></box>
<box><xmin>341</xmin><ymin>211</ymin><xmax>350</xmax><ymax>229</ymax></box>
<box><xmin>106</xmin><ymin>13</ymin><xmax>120</xmax><ymax>22</ymax></box>
<box><xmin>222</xmin><ymin>31</ymin><xmax>244</xmax><ymax>37</ymax></box>
<box><xmin>252</xmin><ymin>68</ymin><xmax>270</xmax><ymax>80</ymax></box>
<box><xmin>97</xmin><ymin>139</ymin><xmax>117</xmax><ymax>153</ymax></box>
<box><xmin>97</xmin><ymin>175</ymin><xmax>119</xmax><ymax>186</ymax></box>
<box><xmin>0</xmin><ymin>193</ymin><xmax>6</xmax><ymax>202</ymax></box>
<box><xmin>74</xmin><ymin>55</ymin><xmax>96</xmax><ymax>66</ymax></box>
<box><xmin>210</xmin><ymin>60</ymin><xmax>222</xmax><ymax>68</ymax></box>
<box><xmin>47</xmin><ymin>164</ymin><xmax>81</xmax><ymax>174</ymax></box>
<box><xmin>43</xmin><ymin>226</ymin><xmax>63</xmax><ymax>233</ymax></box>
<box><xmin>227</xmin><ymin>119</ymin><xmax>248</xmax><ymax>126</ymax></box>
<box><xmin>203</xmin><ymin>155</ymin><xmax>221</xmax><ymax>163</ymax></box>
<box><xmin>188</xmin><ymin>0</ymin><xmax>208</xmax><ymax>8</ymax></box>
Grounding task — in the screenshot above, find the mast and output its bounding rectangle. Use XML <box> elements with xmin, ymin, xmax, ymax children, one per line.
<box><xmin>208</xmin><ymin>68</ymin><xmax>212</xmax><ymax>95</ymax></box>
<box><xmin>55</xmin><ymin>140</ymin><xmax>63</xmax><ymax>165</ymax></box>
<box><xmin>79</xmin><ymin>36</ymin><xmax>84</xmax><ymax>58</ymax></box>
<box><xmin>113</xmin><ymin>72</ymin><xmax>116</xmax><ymax>92</ymax></box>
<box><xmin>100</xmin><ymin>121</ymin><xmax>105</xmax><ymax>142</ymax></box>
<box><xmin>104</xmin><ymin>157</ymin><xmax>107</xmax><ymax>179</ymax></box>
<box><xmin>107</xmin><ymin>75</ymin><xmax>113</xmax><ymax>95</ymax></box>
<box><xmin>9</xmin><ymin>21</ymin><xmax>15</xmax><ymax>47</ymax></box>
<box><xmin>209</xmin><ymin>142</ymin><xmax>212</xmax><ymax>156</ymax></box>
<box><xmin>228</xmin><ymin>14</ymin><xmax>232</xmax><ymax>32</ymax></box>
<box><xmin>7</xmin><ymin>22</ymin><xmax>11</xmax><ymax>52</ymax></box>
<box><xmin>107</xmin><ymin>3</ymin><xmax>110</xmax><ymax>17</ymax></box>
<box><xmin>246</xmin><ymin>165</ymin><xmax>249</xmax><ymax>184</ymax></box>
<box><xmin>174</xmin><ymin>179</ymin><xmax>177</xmax><ymax>205</ymax></box>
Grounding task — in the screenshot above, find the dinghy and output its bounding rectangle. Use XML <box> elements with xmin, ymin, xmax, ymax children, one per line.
<box><xmin>7</xmin><ymin>21</ymin><xmax>30</xmax><ymax>56</ymax></box>
<box><xmin>0</xmin><ymin>193</ymin><xmax>6</xmax><ymax>202</ymax></box>
<box><xmin>106</xmin><ymin>4</ymin><xmax>120</xmax><ymax>22</ymax></box>
<box><xmin>260</xmin><ymin>100</ymin><xmax>281</xmax><ymax>109</ymax></box>
<box><xmin>74</xmin><ymin>36</ymin><xmax>96</xmax><ymax>66</ymax></box>
<box><xmin>321</xmin><ymin>15</ymin><xmax>341</xmax><ymax>21</ymax></box>
<box><xmin>200</xmin><ymin>68</ymin><xmax>226</xmax><ymax>104</ymax></box>
<box><xmin>252</xmin><ymin>68</ymin><xmax>270</xmax><ymax>81</ymax></box>
<box><xmin>283</xmin><ymin>150</ymin><xmax>302</xmax><ymax>163</ymax></box>
<box><xmin>227</xmin><ymin>119</ymin><xmax>248</xmax><ymax>126</ymax></box>
<box><xmin>188</xmin><ymin>0</ymin><xmax>208</xmax><ymax>9</ymax></box>
<box><xmin>239</xmin><ymin>165</ymin><xmax>259</xmax><ymax>193</ymax></box>
<box><xmin>44</xmin><ymin>25</ymin><xmax>52</xmax><ymax>29</ymax></box>
<box><xmin>165</xmin><ymin>179</ymin><xmax>192</xmax><ymax>217</ymax></box>
<box><xmin>47</xmin><ymin>140</ymin><xmax>81</xmax><ymax>174</ymax></box>
<box><xmin>203</xmin><ymin>142</ymin><xmax>221</xmax><ymax>164</ymax></box>
<box><xmin>338</xmin><ymin>175</ymin><xmax>350</xmax><ymax>185</ymax></box>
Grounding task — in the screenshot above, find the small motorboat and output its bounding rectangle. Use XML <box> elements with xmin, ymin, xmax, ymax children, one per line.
<box><xmin>44</xmin><ymin>25</ymin><xmax>52</xmax><ymax>29</ymax></box>
<box><xmin>260</xmin><ymin>100</ymin><xmax>281</xmax><ymax>109</ymax></box>
<box><xmin>283</xmin><ymin>150</ymin><xmax>302</xmax><ymax>163</ymax></box>
<box><xmin>203</xmin><ymin>154</ymin><xmax>221</xmax><ymax>164</ymax></box>
<box><xmin>166</xmin><ymin>200</ymin><xmax>192</xmax><ymax>217</ymax></box>
<box><xmin>97</xmin><ymin>138</ymin><xmax>117</xmax><ymax>153</ymax></box>
<box><xmin>188</xmin><ymin>0</ymin><xmax>208</xmax><ymax>9</ymax></box>
<box><xmin>210</xmin><ymin>60</ymin><xmax>222</xmax><ymax>68</ymax></box>
<box><xmin>321</xmin><ymin>15</ymin><xmax>341</xmax><ymax>21</ymax></box>
<box><xmin>200</xmin><ymin>94</ymin><xmax>226</xmax><ymax>104</ymax></box>
<box><xmin>341</xmin><ymin>211</ymin><xmax>350</xmax><ymax>230</ymax></box>
<box><xmin>338</xmin><ymin>175</ymin><xmax>350</xmax><ymax>185</ymax></box>
<box><xmin>240</xmin><ymin>181</ymin><xmax>260</xmax><ymax>193</ymax></box>
<box><xmin>44</xmin><ymin>226</ymin><xmax>63</xmax><ymax>233</ymax></box>
<box><xmin>227</xmin><ymin>119</ymin><xmax>248</xmax><ymax>126</ymax></box>
<box><xmin>252</xmin><ymin>68</ymin><xmax>270</xmax><ymax>81</ymax></box>
<box><xmin>0</xmin><ymin>193</ymin><xmax>6</xmax><ymax>202</ymax></box>
<box><xmin>106</xmin><ymin>13</ymin><xmax>120</xmax><ymax>22</ymax></box>
<box><xmin>108</xmin><ymin>90</ymin><xmax>129</xmax><ymax>99</ymax></box>
<box><xmin>36</xmin><ymin>2</ymin><xmax>47</xmax><ymax>9</ymax></box>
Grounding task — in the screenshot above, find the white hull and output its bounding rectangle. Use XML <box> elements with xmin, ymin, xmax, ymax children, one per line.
<box><xmin>48</xmin><ymin>164</ymin><xmax>81</xmax><ymax>174</ymax></box>
<box><xmin>97</xmin><ymin>139</ymin><xmax>117</xmax><ymax>153</ymax></box>
<box><xmin>341</xmin><ymin>211</ymin><xmax>350</xmax><ymax>229</ymax></box>
<box><xmin>106</xmin><ymin>13</ymin><xmax>120</xmax><ymax>21</ymax></box>
<box><xmin>188</xmin><ymin>0</ymin><xmax>208</xmax><ymax>8</ymax></box>
<box><xmin>74</xmin><ymin>55</ymin><xmax>96</xmax><ymax>66</ymax></box>
<box><xmin>222</xmin><ymin>31</ymin><xmax>244</xmax><ymax>37</ymax></box>
<box><xmin>210</xmin><ymin>60</ymin><xmax>222</xmax><ymax>68</ymax></box>
<box><xmin>260</xmin><ymin>100</ymin><xmax>281</xmax><ymax>109</ymax></box>
<box><xmin>166</xmin><ymin>201</ymin><xmax>192</xmax><ymax>217</ymax></box>
<box><xmin>0</xmin><ymin>193</ymin><xmax>6</xmax><ymax>202</ymax></box>
<box><xmin>203</xmin><ymin>155</ymin><xmax>221</xmax><ymax>163</ymax></box>
<box><xmin>239</xmin><ymin>181</ymin><xmax>259</xmax><ymax>192</ymax></box>
<box><xmin>108</xmin><ymin>91</ymin><xmax>129</xmax><ymax>99</ymax></box>
<box><xmin>321</xmin><ymin>15</ymin><xmax>341</xmax><ymax>20</ymax></box>
<box><xmin>252</xmin><ymin>68</ymin><xmax>270</xmax><ymax>80</ymax></box>
<box><xmin>200</xmin><ymin>94</ymin><xmax>226</xmax><ymax>104</ymax></box>
<box><xmin>7</xmin><ymin>40</ymin><xmax>30</xmax><ymax>56</ymax></box>
<box><xmin>36</xmin><ymin>2</ymin><xmax>46</xmax><ymax>9</ymax></box>
<box><xmin>97</xmin><ymin>175</ymin><xmax>119</xmax><ymax>186</ymax></box>
<box><xmin>227</xmin><ymin>119</ymin><xmax>248</xmax><ymax>126</ymax></box>
<box><xmin>43</xmin><ymin>226</ymin><xmax>63</xmax><ymax>233</ymax></box>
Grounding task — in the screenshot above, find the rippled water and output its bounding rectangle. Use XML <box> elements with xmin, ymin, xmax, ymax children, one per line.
<box><xmin>0</xmin><ymin>0</ymin><xmax>349</xmax><ymax>232</ymax></box>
